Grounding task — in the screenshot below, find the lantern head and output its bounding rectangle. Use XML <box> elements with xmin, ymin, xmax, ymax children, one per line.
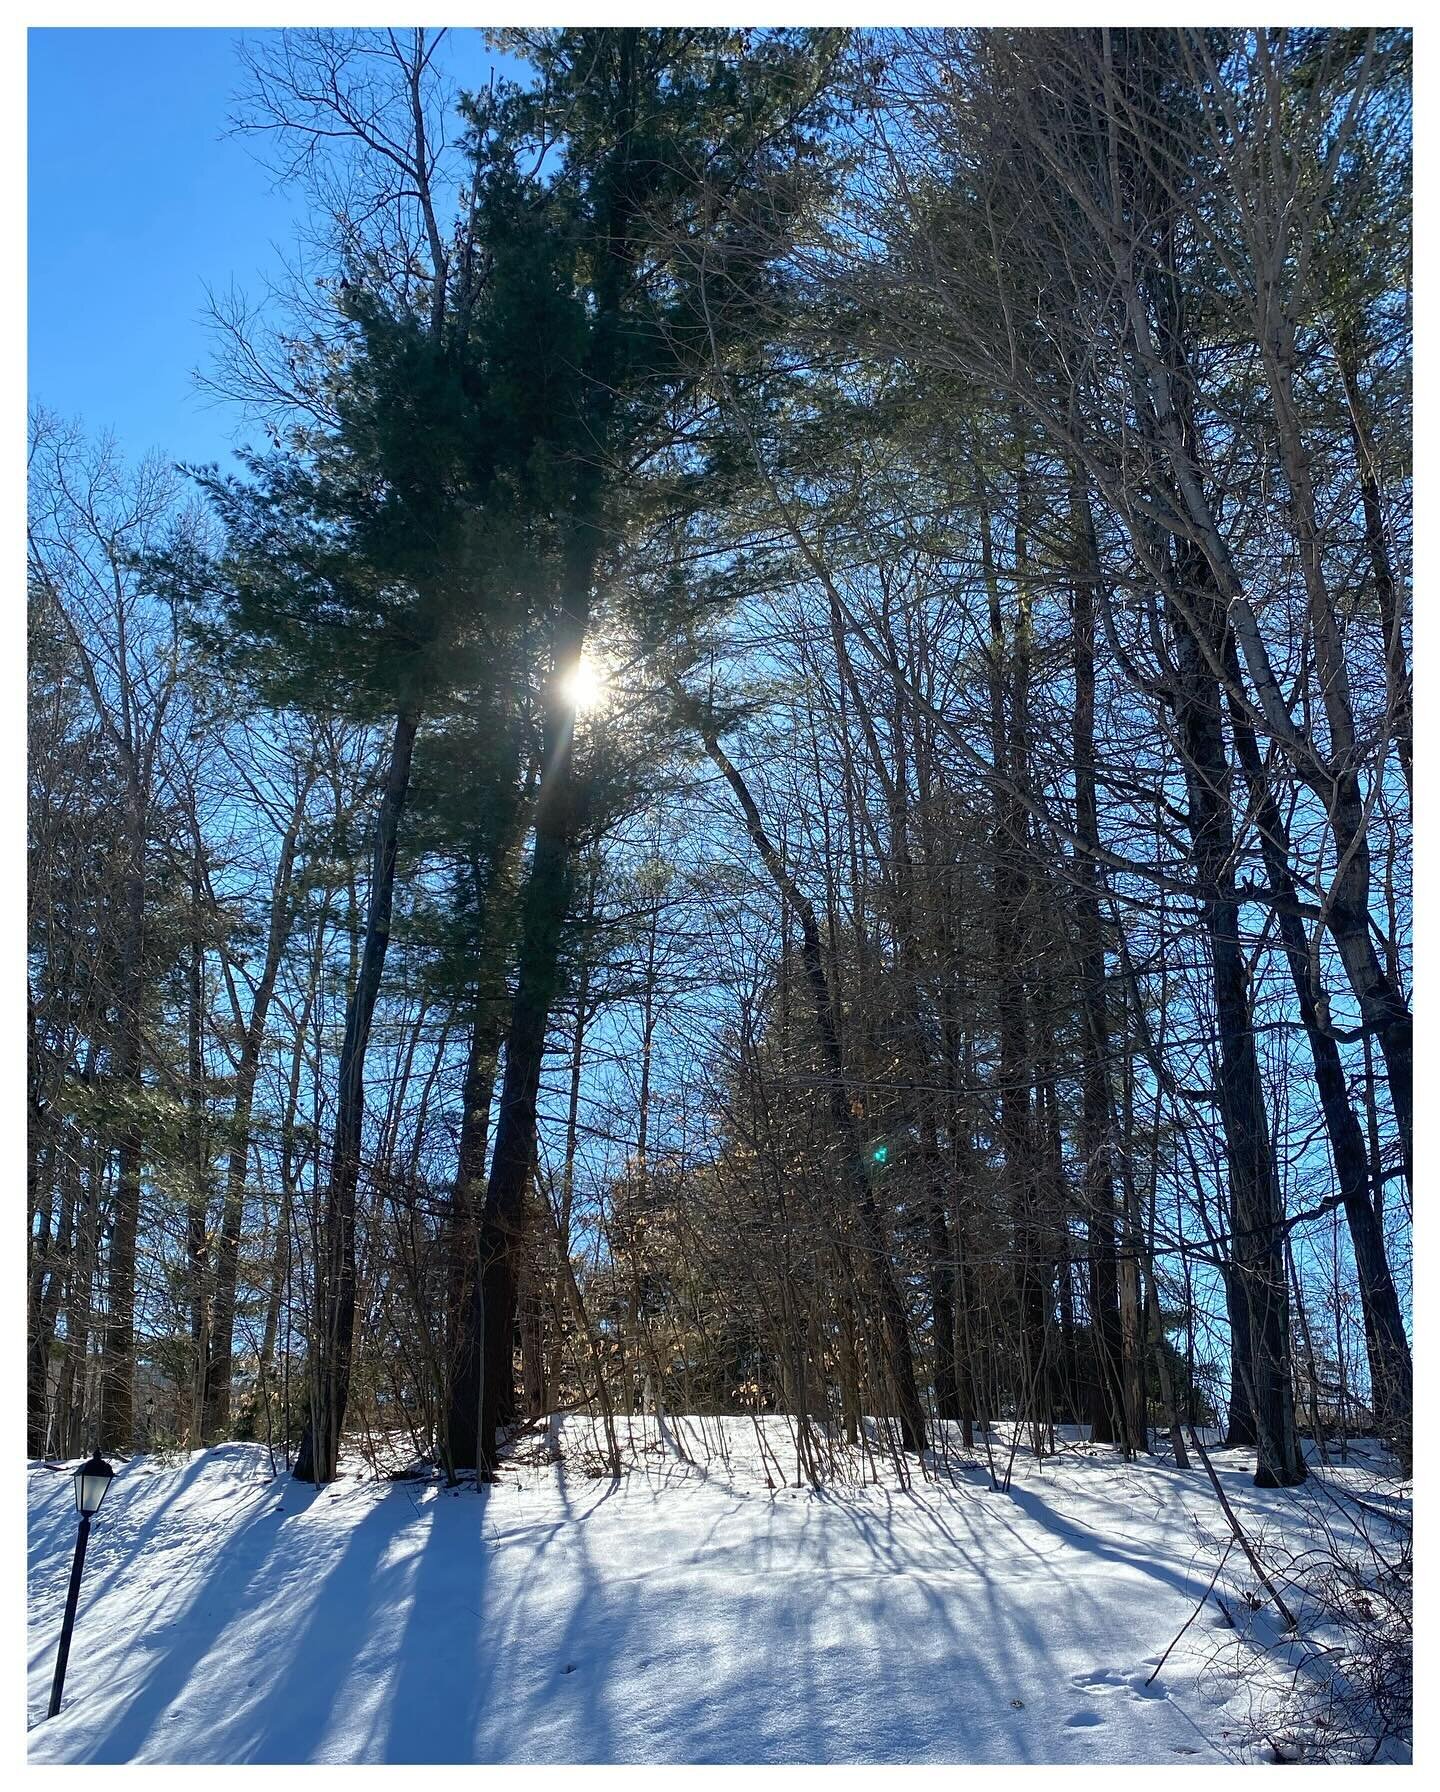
<box><xmin>73</xmin><ymin>1452</ymin><xmax>114</xmax><ymax>1519</ymax></box>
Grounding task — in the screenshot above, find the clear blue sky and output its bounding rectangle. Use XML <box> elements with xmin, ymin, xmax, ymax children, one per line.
<box><xmin>28</xmin><ymin>27</ymin><xmax>505</xmax><ymax>473</ymax></box>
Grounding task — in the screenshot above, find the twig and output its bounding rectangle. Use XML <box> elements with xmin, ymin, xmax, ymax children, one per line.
<box><xmin>1147</xmin><ymin>1536</ymin><xmax>1234</xmax><ymax>1685</ymax></box>
<box><xmin>1187</xmin><ymin>1424</ymin><xmax>1299</xmax><ymax>1631</ymax></box>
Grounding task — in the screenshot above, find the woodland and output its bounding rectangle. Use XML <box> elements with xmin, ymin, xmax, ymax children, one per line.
<box><xmin>27</xmin><ymin>26</ymin><xmax>1412</xmax><ymax>1536</ymax></box>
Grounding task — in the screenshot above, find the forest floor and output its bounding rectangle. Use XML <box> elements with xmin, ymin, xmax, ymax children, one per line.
<box><xmin>26</xmin><ymin>1416</ymin><xmax>1408</xmax><ymax>1764</ymax></box>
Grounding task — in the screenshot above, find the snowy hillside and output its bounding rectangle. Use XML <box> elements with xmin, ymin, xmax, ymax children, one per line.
<box><xmin>27</xmin><ymin>1421</ymin><xmax>1407</xmax><ymax>1764</ymax></box>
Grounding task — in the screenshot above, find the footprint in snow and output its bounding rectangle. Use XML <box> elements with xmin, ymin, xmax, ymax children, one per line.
<box><xmin>1065</xmin><ymin>1710</ymin><xmax>1106</xmax><ymax>1728</ymax></box>
<box><xmin>1071</xmin><ymin>1667</ymin><xmax>1168</xmax><ymax>1702</ymax></box>
<box><xmin>1070</xmin><ymin>1669</ymin><xmax>1126</xmax><ymax>1694</ymax></box>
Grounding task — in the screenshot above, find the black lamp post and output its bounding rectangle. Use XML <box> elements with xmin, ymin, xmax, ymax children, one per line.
<box><xmin>47</xmin><ymin>1451</ymin><xmax>114</xmax><ymax>1720</ymax></box>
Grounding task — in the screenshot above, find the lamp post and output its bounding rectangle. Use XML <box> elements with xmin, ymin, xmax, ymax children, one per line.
<box><xmin>47</xmin><ymin>1452</ymin><xmax>114</xmax><ymax>1720</ymax></box>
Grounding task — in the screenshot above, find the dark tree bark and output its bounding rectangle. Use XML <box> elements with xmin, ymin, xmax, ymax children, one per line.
<box><xmin>186</xmin><ymin>850</ymin><xmax>210</xmax><ymax>1440</ymax></box>
<box><xmin>1220</xmin><ymin>1265</ymin><xmax>1256</xmax><ymax>1449</ymax></box>
<box><xmin>100</xmin><ymin>830</ymin><xmax>147</xmax><ymax>1457</ymax></box>
<box><xmin>467</xmin><ymin>574</ymin><xmax>593</xmax><ymax>1475</ymax></box>
<box><xmin>1068</xmin><ymin>473</ymin><xmax>1131</xmax><ymax>1450</ymax></box>
<box><xmin>445</xmin><ymin>989</ymin><xmax>506</xmax><ymax>1472</ymax></box>
<box><xmin>980</xmin><ymin>487</ymin><xmax>1048</xmax><ymax>1432</ymax></box>
<box><xmin>1336</xmin><ymin>324</ymin><xmax>1411</xmax><ymax>803</ymax></box>
<box><xmin>295</xmin><ymin>706</ymin><xmax>419</xmax><ymax>1484</ymax></box>
<box><xmin>28</xmin><ymin>1145</ymin><xmax>74</xmax><ymax>1458</ymax></box>
<box><xmin>1257</xmin><ymin>315</ymin><xmax>1412</xmax><ymax>1191</ymax></box>
<box><xmin>1124</xmin><ymin>193</ymin><xmax>1305</xmax><ymax>1486</ymax></box>
<box><xmin>921</xmin><ymin>1116</ymin><xmax>961</xmax><ymax>1424</ymax></box>
<box><xmin>205</xmin><ymin>777</ymin><xmax>309</xmax><ymax>1440</ymax></box>
<box><xmin>1223</xmin><ymin>633</ymin><xmax>1411</xmax><ymax>1458</ymax></box>
<box><xmin>1167</xmin><ymin>545</ymin><xmax>1304</xmax><ymax>1487</ymax></box>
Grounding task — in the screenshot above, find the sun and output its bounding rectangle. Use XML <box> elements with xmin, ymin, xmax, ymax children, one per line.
<box><xmin>558</xmin><ymin>654</ymin><xmax>610</xmax><ymax>714</ymax></box>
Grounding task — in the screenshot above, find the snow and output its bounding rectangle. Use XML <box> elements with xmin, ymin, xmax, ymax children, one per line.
<box><xmin>26</xmin><ymin>1418</ymin><xmax>1402</xmax><ymax>1764</ymax></box>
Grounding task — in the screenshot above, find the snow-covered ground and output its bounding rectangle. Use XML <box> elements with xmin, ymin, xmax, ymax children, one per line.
<box><xmin>26</xmin><ymin>1417</ymin><xmax>1406</xmax><ymax>1764</ymax></box>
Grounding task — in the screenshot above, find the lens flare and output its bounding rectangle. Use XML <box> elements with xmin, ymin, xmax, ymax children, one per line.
<box><xmin>559</xmin><ymin>655</ymin><xmax>608</xmax><ymax>713</ymax></box>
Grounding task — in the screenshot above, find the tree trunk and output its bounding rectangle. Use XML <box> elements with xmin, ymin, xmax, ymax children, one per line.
<box><xmin>186</xmin><ymin>851</ymin><xmax>210</xmax><ymax>1441</ymax></box>
<box><xmin>470</xmin><ymin>595</ymin><xmax>591</xmax><ymax>1475</ymax></box>
<box><xmin>1168</xmin><ymin>549</ymin><xmax>1303</xmax><ymax>1487</ymax></box>
<box><xmin>1336</xmin><ymin>324</ymin><xmax>1411</xmax><ymax>802</ymax></box>
<box><xmin>295</xmin><ymin>706</ymin><xmax>420</xmax><ymax>1484</ymax></box>
<box><xmin>980</xmin><ymin>487</ymin><xmax>1047</xmax><ymax>1431</ymax></box>
<box><xmin>926</xmin><ymin>1134</ymin><xmax>961</xmax><ymax>1426</ymax></box>
<box><xmin>100</xmin><ymin>826</ymin><xmax>147</xmax><ymax>1457</ymax></box>
<box><xmin>205</xmin><ymin>782</ymin><xmax>308</xmax><ymax>1440</ymax></box>
<box><xmin>1067</xmin><ymin>474</ymin><xmax>1130</xmax><ymax>1448</ymax></box>
<box><xmin>1222</xmin><ymin>633</ymin><xmax>1411</xmax><ymax>1460</ymax></box>
<box><xmin>28</xmin><ymin>1160</ymin><xmax>74</xmax><ymax>1457</ymax></box>
<box><xmin>445</xmin><ymin>993</ymin><xmax>505</xmax><ymax>1472</ymax></box>
<box><xmin>1256</xmin><ymin>320</ymin><xmax>1411</xmax><ymax>1191</ymax></box>
<box><xmin>1136</xmin><ymin>244</ymin><xmax>1304</xmax><ymax>1486</ymax></box>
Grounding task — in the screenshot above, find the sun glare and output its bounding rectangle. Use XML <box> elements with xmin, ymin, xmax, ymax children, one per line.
<box><xmin>559</xmin><ymin>655</ymin><xmax>609</xmax><ymax>714</ymax></box>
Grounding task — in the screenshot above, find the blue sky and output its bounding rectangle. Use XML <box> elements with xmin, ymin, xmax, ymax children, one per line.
<box><xmin>28</xmin><ymin>27</ymin><xmax>505</xmax><ymax>473</ymax></box>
